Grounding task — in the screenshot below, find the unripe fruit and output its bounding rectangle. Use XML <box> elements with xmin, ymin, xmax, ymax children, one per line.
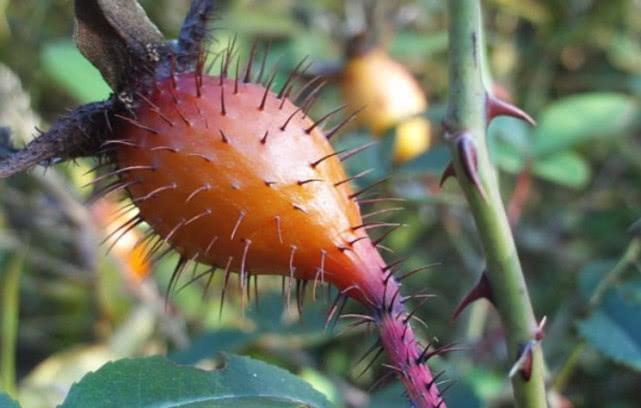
<box><xmin>340</xmin><ymin>48</ymin><xmax>431</xmax><ymax>162</ymax></box>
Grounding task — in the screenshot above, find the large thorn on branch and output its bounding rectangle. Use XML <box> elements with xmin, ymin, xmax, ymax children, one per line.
<box><xmin>439</xmin><ymin>162</ymin><xmax>456</xmax><ymax>187</ymax></box>
<box><xmin>455</xmin><ymin>132</ymin><xmax>487</xmax><ymax>200</ymax></box>
<box><xmin>0</xmin><ymin>100</ymin><xmax>117</xmax><ymax>178</ymax></box>
<box><xmin>509</xmin><ymin>316</ymin><xmax>547</xmax><ymax>381</ymax></box>
<box><xmin>451</xmin><ymin>271</ymin><xmax>493</xmax><ymax>321</ymax></box>
<box><xmin>486</xmin><ymin>93</ymin><xmax>536</xmax><ymax>127</ymax></box>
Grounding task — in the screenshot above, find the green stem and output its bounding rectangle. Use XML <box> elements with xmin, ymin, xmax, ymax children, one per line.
<box><xmin>551</xmin><ymin>341</ymin><xmax>585</xmax><ymax>393</ymax></box>
<box><xmin>446</xmin><ymin>1</ymin><xmax>547</xmax><ymax>406</ymax></box>
<box><xmin>589</xmin><ymin>238</ymin><xmax>641</xmax><ymax>308</ymax></box>
<box><xmin>1</xmin><ymin>254</ymin><xmax>23</xmax><ymax>398</ymax></box>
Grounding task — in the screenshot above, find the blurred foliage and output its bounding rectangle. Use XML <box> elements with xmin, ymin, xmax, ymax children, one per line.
<box><xmin>1</xmin><ymin>0</ymin><xmax>641</xmax><ymax>407</ymax></box>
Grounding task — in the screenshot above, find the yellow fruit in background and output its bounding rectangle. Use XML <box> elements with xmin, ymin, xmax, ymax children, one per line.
<box><xmin>393</xmin><ymin>115</ymin><xmax>431</xmax><ymax>163</ymax></box>
<box><xmin>340</xmin><ymin>47</ymin><xmax>431</xmax><ymax>162</ymax></box>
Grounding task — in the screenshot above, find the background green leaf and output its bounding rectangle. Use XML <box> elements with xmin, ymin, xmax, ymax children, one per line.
<box><xmin>578</xmin><ymin>285</ymin><xmax>641</xmax><ymax>371</ymax></box>
<box><xmin>531</xmin><ymin>151</ymin><xmax>591</xmax><ymax>189</ymax></box>
<box><xmin>533</xmin><ymin>93</ymin><xmax>639</xmax><ymax>155</ymax></box>
<box><xmin>0</xmin><ymin>392</ymin><xmax>19</xmax><ymax>408</ymax></box>
<box><xmin>41</xmin><ymin>41</ymin><xmax>111</xmax><ymax>103</ymax></box>
<box><xmin>61</xmin><ymin>354</ymin><xmax>330</xmax><ymax>408</ymax></box>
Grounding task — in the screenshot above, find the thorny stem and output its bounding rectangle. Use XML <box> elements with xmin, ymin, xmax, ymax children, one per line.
<box><xmin>374</xmin><ymin>277</ymin><xmax>443</xmax><ymax>408</ymax></box>
<box><xmin>445</xmin><ymin>1</ymin><xmax>547</xmax><ymax>406</ymax></box>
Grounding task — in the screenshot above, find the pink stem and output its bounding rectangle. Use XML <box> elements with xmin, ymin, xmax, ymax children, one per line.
<box><xmin>375</xmin><ymin>279</ymin><xmax>445</xmax><ymax>407</ymax></box>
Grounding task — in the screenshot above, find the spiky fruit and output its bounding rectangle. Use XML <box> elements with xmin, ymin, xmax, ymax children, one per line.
<box><xmin>114</xmin><ymin>73</ymin><xmax>385</xmax><ymax>303</ymax></box>
<box><xmin>107</xmin><ymin>67</ymin><xmax>444</xmax><ymax>407</ymax></box>
<box><xmin>340</xmin><ymin>47</ymin><xmax>431</xmax><ymax>163</ymax></box>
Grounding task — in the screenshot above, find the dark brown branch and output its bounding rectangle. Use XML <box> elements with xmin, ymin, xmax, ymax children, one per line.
<box><xmin>73</xmin><ymin>0</ymin><xmax>165</xmax><ymax>91</ymax></box>
<box><xmin>0</xmin><ymin>100</ymin><xmax>118</xmax><ymax>178</ymax></box>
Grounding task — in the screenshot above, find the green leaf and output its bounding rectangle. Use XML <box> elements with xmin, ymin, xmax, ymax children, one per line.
<box><xmin>531</xmin><ymin>151</ymin><xmax>591</xmax><ymax>189</ymax></box>
<box><xmin>0</xmin><ymin>392</ymin><xmax>19</xmax><ymax>408</ymax></box>
<box><xmin>578</xmin><ymin>287</ymin><xmax>641</xmax><ymax>371</ymax></box>
<box><xmin>578</xmin><ymin>260</ymin><xmax>617</xmax><ymax>301</ymax></box>
<box><xmin>488</xmin><ymin>116</ymin><xmax>532</xmax><ymax>173</ymax></box>
<box><xmin>389</xmin><ymin>31</ymin><xmax>449</xmax><ymax>59</ymax></box>
<box><xmin>61</xmin><ymin>354</ymin><xmax>330</xmax><ymax>408</ymax></box>
<box><xmin>533</xmin><ymin>93</ymin><xmax>638</xmax><ymax>155</ymax></box>
<box><xmin>41</xmin><ymin>41</ymin><xmax>111</xmax><ymax>103</ymax></box>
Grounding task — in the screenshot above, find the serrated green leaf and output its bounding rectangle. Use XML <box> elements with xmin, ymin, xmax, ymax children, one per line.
<box><xmin>41</xmin><ymin>41</ymin><xmax>111</xmax><ymax>103</ymax></box>
<box><xmin>531</xmin><ymin>151</ymin><xmax>591</xmax><ymax>188</ymax></box>
<box><xmin>61</xmin><ymin>354</ymin><xmax>330</xmax><ymax>408</ymax></box>
<box><xmin>533</xmin><ymin>93</ymin><xmax>638</xmax><ymax>155</ymax></box>
<box><xmin>578</xmin><ymin>288</ymin><xmax>641</xmax><ymax>371</ymax></box>
<box><xmin>0</xmin><ymin>392</ymin><xmax>19</xmax><ymax>408</ymax></box>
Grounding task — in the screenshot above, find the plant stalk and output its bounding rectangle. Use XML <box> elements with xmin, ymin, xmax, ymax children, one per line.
<box><xmin>445</xmin><ymin>1</ymin><xmax>547</xmax><ymax>406</ymax></box>
<box><xmin>1</xmin><ymin>254</ymin><xmax>23</xmax><ymax>398</ymax></box>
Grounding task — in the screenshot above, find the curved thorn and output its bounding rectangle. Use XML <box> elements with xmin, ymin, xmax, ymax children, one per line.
<box><xmin>456</xmin><ymin>133</ymin><xmax>487</xmax><ymax>200</ymax></box>
<box><xmin>439</xmin><ymin>162</ymin><xmax>456</xmax><ymax>187</ymax></box>
<box><xmin>451</xmin><ymin>271</ymin><xmax>493</xmax><ymax>321</ymax></box>
<box><xmin>486</xmin><ymin>93</ymin><xmax>536</xmax><ymax>126</ymax></box>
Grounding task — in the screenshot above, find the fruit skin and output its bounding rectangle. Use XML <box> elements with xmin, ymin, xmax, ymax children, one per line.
<box><xmin>340</xmin><ymin>48</ymin><xmax>431</xmax><ymax>162</ymax></box>
<box><xmin>114</xmin><ymin>73</ymin><xmax>388</xmax><ymax>304</ymax></box>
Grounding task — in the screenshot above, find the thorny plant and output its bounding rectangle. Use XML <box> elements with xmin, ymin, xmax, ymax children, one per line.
<box><xmin>0</xmin><ymin>1</ymin><xmax>456</xmax><ymax>407</ymax></box>
<box><xmin>441</xmin><ymin>0</ymin><xmax>548</xmax><ymax>406</ymax></box>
